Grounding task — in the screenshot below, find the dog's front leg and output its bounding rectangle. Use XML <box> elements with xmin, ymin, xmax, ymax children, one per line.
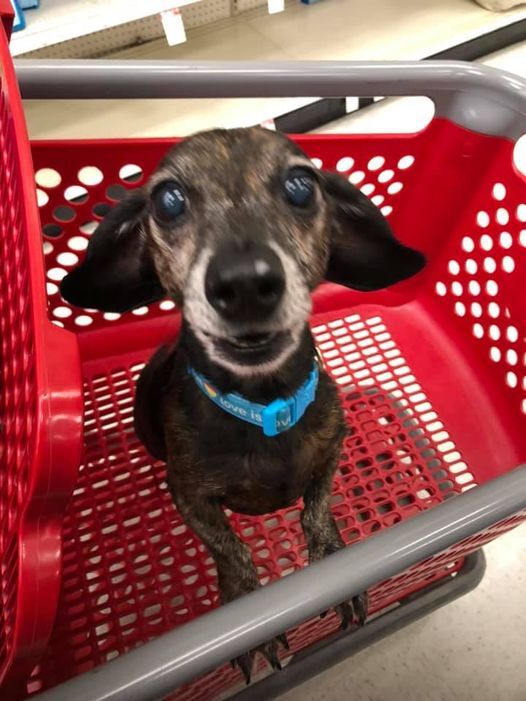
<box><xmin>301</xmin><ymin>466</ymin><xmax>368</xmax><ymax>628</ymax></box>
<box><xmin>174</xmin><ymin>491</ymin><xmax>287</xmax><ymax>682</ymax></box>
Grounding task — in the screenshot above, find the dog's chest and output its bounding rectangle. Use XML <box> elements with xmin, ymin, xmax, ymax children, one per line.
<box><xmin>164</xmin><ymin>368</ymin><xmax>345</xmax><ymax>515</ymax></box>
<box><xmin>186</xmin><ymin>394</ymin><xmax>342</xmax><ymax>514</ymax></box>
<box><xmin>198</xmin><ymin>431</ymin><xmax>320</xmax><ymax>515</ymax></box>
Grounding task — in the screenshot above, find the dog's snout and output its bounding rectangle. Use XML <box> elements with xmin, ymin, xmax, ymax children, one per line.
<box><xmin>205</xmin><ymin>244</ymin><xmax>285</xmax><ymax>323</ymax></box>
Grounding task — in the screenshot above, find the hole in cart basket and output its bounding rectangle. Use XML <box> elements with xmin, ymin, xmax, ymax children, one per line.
<box><xmin>106</xmin><ymin>184</ymin><xmax>128</xmax><ymax>201</ymax></box>
<box><xmin>336</xmin><ymin>157</ymin><xmax>354</xmax><ymax>172</ymax></box>
<box><xmin>349</xmin><ymin>171</ymin><xmax>365</xmax><ymax>185</ymax></box>
<box><xmin>119</xmin><ymin>164</ymin><xmax>143</xmax><ymax>183</ymax></box>
<box><xmin>387</xmin><ymin>181</ymin><xmax>403</xmax><ymax>195</ymax></box>
<box><xmin>78</xmin><ymin>166</ymin><xmax>104</xmax><ymax>186</ymax></box>
<box><xmin>398</xmin><ymin>155</ymin><xmax>415</xmax><ymax>170</ymax></box>
<box><xmin>492</xmin><ymin>183</ymin><xmax>506</xmax><ymax>201</ymax></box>
<box><xmin>64</xmin><ymin>185</ymin><xmax>89</xmax><ymax>204</ymax></box>
<box><xmin>517</xmin><ymin>204</ymin><xmax>526</xmax><ymax>222</ymax></box>
<box><xmin>368</xmin><ymin>156</ymin><xmax>385</xmax><ymax>171</ymax></box>
<box><xmin>378</xmin><ymin>169</ymin><xmax>394</xmax><ymax>183</ymax></box>
<box><xmin>36</xmin><ymin>188</ymin><xmax>48</xmax><ymax>207</ymax></box>
<box><xmin>57</xmin><ymin>252</ymin><xmax>79</xmax><ymax>267</ymax></box>
<box><xmin>92</xmin><ymin>202</ymin><xmax>112</xmax><ymax>218</ymax></box>
<box><xmin>68</xmin><ymin>236</ymin><xmax>89</xmax><ymax>252</ymax></box>
<box><xmin>79</xmin><ymin>221</ymin><xmax>98</xmax><ymax>235</ymax></box>
<box><xmin>35</xmin><ymin>167</ymin><xmax>61</xmax><ymax>188</ymax></box>
<box><xmin>53</xmin><ymin>205</ymin><xmax>76</xmax><ymax>223</ymax></box>
<box><xmin>47</xmin><ymin>267</ymin><xmax>67</xmax><ymax>282</ymax></box>
<box><xmin>43</xmin><ymin>223</ymin><xmax>63</xmax><ymax>238</ymax></box>
<box><xmin>496</xmin><ymin>208</ymin><xmax>509</xmax><ymax>226</ymax></box>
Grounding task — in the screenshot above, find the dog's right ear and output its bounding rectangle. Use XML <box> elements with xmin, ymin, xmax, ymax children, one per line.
<box><xmin>321</xmin><ymin>171</ymin><xmax>426</xmax><ymax>291</ymax></box>
<box><xmin>60</xmin><ymin>190</ymin><xmax>164</xmax><ymax>313</ymax></box>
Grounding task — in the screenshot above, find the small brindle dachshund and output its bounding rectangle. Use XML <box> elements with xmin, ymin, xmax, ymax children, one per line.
<box><xmin>61</xmin><ymin>127</ymin><xmax>425</xmax><ymax>682</ymax></box>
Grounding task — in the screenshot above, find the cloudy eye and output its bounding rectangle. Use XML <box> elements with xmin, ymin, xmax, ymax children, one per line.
<box><xmin>284</xmin><ymin>168</ymin><xmax>316</xmax><ymax>208</ymax></box>
<box><xmin>151</xmin><ymin>181</ymin><xmax>185</xmax><ymax>224</ymax></box>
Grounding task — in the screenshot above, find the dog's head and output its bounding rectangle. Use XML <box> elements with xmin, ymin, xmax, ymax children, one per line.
<box><xmin>61</xmin><ymin>127</ymin><xmax>425</xmax><ymax>375</ymax></box>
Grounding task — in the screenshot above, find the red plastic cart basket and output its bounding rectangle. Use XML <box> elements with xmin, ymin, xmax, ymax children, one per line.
<box><xmin>0</xmin><ymin>5</ymin><xmax>82</xmax><ymax>696</ymax></box>
<box><xmin>3</xmin><ymin>13</ymin><xmax>526</xmax><ymax>701</ymax></box>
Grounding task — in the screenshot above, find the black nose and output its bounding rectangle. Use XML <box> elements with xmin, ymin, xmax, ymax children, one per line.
<box><xmin>205</xmin><ymin>244</ymin><xmax>285</xmax><ymax>323</ymax></box>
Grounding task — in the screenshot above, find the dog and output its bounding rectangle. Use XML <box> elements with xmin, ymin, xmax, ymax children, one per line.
<box><xmin>60</xmin><ymin>127</ymin><xmax>425</xmax><ymax>682</ymax></box>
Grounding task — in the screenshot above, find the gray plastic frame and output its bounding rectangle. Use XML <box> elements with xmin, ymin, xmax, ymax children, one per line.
<box><xmin>15</xmin><ymin>59</ymin><xmax>526</xmax><ymax>137</ymax></box>
<box><xmin>21</xmin><ymin>61</ymin><xmax>526</xmax><ymax>701</ymax></box>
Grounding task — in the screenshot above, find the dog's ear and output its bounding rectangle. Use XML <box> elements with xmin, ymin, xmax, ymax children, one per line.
<box><xmin>60</xmin><ymin>189</ymin><xmax>164</xmax><ymax>313</ymax></box>
<box><xmin>321</xmin><ymin>171</ymin><xmax>425</xmax><ymax>291</ymax></box>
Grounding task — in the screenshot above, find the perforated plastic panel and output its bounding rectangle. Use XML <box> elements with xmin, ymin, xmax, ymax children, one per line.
<box><xmin>19</xmin><ymin>0</ymin><xmax>238</xmax><ymax>59</ymax></box>
<box><xmin>0</xmin><ymin>15</ymin><xmax>81</xmax><ymax>690</ymax></box>
<box><xmin>433</xmin><ymin>185</ymin><xmax>526</xmax><ymax>422</ymax></box>
<box><xmin>0</xmin><ymin>38</ymin><xmax>37</xmax><ymax>683</ymax></box>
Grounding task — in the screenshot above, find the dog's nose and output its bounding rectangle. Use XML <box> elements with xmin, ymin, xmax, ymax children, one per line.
<box><xmin>205</xmin><ymin>244</ymin><xmax>285</xmax><ymax>322</ymax></box>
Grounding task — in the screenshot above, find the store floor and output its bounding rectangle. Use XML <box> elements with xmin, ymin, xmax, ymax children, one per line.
<box><xmin>20</xmin><ymin>3</ymin><xmax>526</xmax><ymax>698</ymax></box>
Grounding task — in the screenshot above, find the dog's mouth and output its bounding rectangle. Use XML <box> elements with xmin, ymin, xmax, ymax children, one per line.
<box><xmin>223</xmin><ymin>332</ymin><xmax>278</xmax><ymax>351</ymax></box>
<box><xmin>207</xmin><ymin>330</ymin><xmax>290</xmax><ymax>363</ymax></box>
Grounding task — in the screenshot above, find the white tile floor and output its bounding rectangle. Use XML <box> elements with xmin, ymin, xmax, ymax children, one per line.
<box><xmin>19</xmin><ymin>1</ymin><xmax>526</xmax><ymax>698</ymax></box>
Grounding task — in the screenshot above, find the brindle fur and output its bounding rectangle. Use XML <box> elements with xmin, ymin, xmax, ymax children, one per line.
<box><xmin>135</xmin><ymin>322</ymin><xmax>357</xmax><ymax>680</ymax></box>
<box><xmin>60</xmin><ymin>127</ymin><xmax>425</xmax><ymax>682</ymax></box>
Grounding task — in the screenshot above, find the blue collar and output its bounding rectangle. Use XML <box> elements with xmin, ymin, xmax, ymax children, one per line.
<box><xmin>188</xmin><ymin>361</ymin><xmax>319</xmax><ymax>437</ymax></box>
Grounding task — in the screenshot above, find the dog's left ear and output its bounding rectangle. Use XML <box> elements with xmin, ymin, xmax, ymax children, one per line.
<box><xmin>321</xmin><ymin>171</ymin><xmax>426</xmax><ymax>291</ymax></box>
<box><xmin>60</xmin><ymin>189</ymin><xmax>164</xmax><ymax>313</ymax></box>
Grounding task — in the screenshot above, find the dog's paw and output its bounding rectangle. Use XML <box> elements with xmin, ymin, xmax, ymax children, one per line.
<box><xmin>321</xmin><ymin>591</ymin><xmax>368</xmax><ymax>629</ymax></box>
<box><xmin>231</xmin><ymin>633</ymin><xmax>289</xmax><ymax>684</ymax></box>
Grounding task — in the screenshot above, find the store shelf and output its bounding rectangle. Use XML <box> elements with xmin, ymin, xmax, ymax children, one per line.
<box><xmin>10</xmin><ymin>0</ymin><xmax>201</xmax><ymax>57</ymax></box>
<box><xmin>246</xmin><ymin>0</ymin><xmax>526</xmax><ymax>62</ymax></box>
<box><xmin>21</xmin><ymin>0</ymin><xmax>526</xmax><ymax>139</ymax></box>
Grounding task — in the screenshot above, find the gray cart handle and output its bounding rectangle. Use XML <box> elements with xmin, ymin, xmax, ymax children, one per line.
<box><xmin>33</xmin><ymin>467</ymin><xmax>526</xmax><ymax>701</ymax></box>
<box><xmin>15</xmin><ymin>59</ymin><xmax>526</xmax><ymax>138</ymax></box>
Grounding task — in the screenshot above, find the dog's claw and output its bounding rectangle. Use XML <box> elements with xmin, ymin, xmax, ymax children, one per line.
<box><xmin>232</xmin><ymin>653</ymin><xmax>253</xmax><ymax>685</ymax></box>
<box><xmin>231</xmin><ymin>634</ymin><xmax>287</xmax><ymax>684</ymax></box>
<box><xmin>261</xmin><ymin>639</ymin><xmax>283</xmax><ymax>671</ymax></box>
<box><xmin>336</xmin><ymin>592</ymin><xmax>369</xmax><ymax>629</ymax></box>
<box><xmin>277</xmin><ymin>632</ymin><xmax>289</xmax><ymax>651</ymax></box>
<box><xmin>262</xmin><ymin>646</ymin><xmax>282</xmax><ymax>671</ymax></box>
<box><xmin>337</xmin><ymin>601</ymin><xmax>354</xmax><ymax>630</ymax></box>
<box><xmin>353</xmin><ymin>591</ymin><xmax>369</xmax><ymax>626</ymax></box>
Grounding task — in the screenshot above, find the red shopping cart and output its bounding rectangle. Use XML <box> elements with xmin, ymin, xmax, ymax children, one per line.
<box><xmin>1</xmin><ymin>4</ymin><xmax>526</xmax><ymax>700</ymax></box>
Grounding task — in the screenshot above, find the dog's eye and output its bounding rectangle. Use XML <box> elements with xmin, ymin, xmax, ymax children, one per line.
<box><xmin>284</xmin><ymin>168</ymin><xmax>315</xmax><ymax>208</ymax></box>
<box><xmin>151</xmin><ymin>181</ymin><xmax>186</xmax><ymax>224</ymax></box>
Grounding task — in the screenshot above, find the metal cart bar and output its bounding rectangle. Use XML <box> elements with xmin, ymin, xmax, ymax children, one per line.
<box><xmin>33</xmin><ymin>467</ymin><xmax>526</xmax><ymax>701</ymax></box>
<box><xmin>14</xmin><ymin>59</ymin><xmax>526</xmax><ymax>138</ymax></box>
<box><xmin>231</xmin><ymin>550</ymin><xmax>486</xmax><ymax>701</ymax></box>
